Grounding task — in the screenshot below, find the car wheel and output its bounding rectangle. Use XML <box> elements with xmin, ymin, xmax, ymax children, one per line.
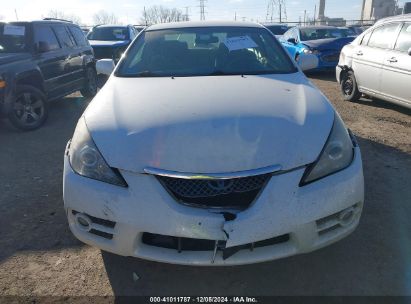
<box><xmin>8</xmin><ymin>85</ymin><xmax>48</xmax><ymax>131</ymax></box>
<box><xmin>80</xmin><ymin>67</ymin><xmax>98</xmax><ymax>98</ymax></box>
<box><xmin>341</xmin><ymin>70</ymin><xmax>362</xmax><ymax>102</ymax></box>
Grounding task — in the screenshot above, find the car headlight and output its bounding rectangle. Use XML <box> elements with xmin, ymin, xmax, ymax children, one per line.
<box><xmin>69</xmin><ymin>118</ymin><xmax>127</xmax><ymax>187</ymax></box>
<box><xmin>300</xmin><ymin>114</ymin><xmax>354</xmax><ymax>186</ymax></box>
<box><xmin>302</xmin><ymin>48</ymin><xmax>320</xmax><ymax>55</ymax></box>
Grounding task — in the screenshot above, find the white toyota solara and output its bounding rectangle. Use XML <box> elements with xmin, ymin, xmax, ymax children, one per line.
<box><xmin>63</xmin><ymin>21</ymin><xmax>364</xmax><ymax>266</ymax></box>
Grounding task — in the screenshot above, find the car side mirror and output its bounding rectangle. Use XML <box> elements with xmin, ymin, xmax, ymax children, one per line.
<box><xmin>287</xmin><ymin>38</ymin><xmax>297</xmax><ymax>44</ymax></box>
<box><xmin>96</xmin><ymin>59</ymin><xmax>115</xmax><ymax>76</ymax></box>
<box><xmin>37</xmin><ymin>41</ymin><xmax>50</xmax><ymax>53</ymax></box>
<box><xmin>298</xmin><ymin>54</ymin><xmax>319</xmax><ymax>71</ymax></box>
<box><xmin>408</xmin><ymin>47</ymin><xmax>411</xmax><ymax>56</ymax></box>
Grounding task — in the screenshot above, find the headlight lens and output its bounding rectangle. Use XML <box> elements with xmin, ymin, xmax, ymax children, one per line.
<box><xmin>300</xmin><ymin>114</ymin><xmax>354</xmax><ymax>186</ymax></box>
<box><xmin>69</xmin><ymin>118</ymin><xmax>127</xmax><ymax>187</ymax></box>
<box><xmin>302</xmin><ymin>48</ymin><xmax>320</xmax><ymax>55</ymax></box>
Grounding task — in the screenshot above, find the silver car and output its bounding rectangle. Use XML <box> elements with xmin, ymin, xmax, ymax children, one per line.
<box><xmin>336</xmin><ymin>14</ymin><xmax>411</xmax><ymax>109</ymax></box>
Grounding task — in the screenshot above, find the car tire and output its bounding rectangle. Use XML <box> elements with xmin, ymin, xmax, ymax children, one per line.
<box><xmin>80</xmin><ymin>67</ymin><xmax>98</xmax><ymax>98</ymax></box>
<box><xmin>341</xmin><ymin>70</ymin><xmax>362</xmax><ymax>102</ymax></box>
<box><xmin>8</xmin><ymin>85</ymin><xmax>49</xmax><ymax>131</ymax></box>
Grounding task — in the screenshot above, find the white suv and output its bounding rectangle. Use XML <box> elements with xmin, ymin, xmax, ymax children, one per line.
<box><xmin>336</xmin><ymin>14</ymin><xmax>411</xmax><ymax>109</ymax></box>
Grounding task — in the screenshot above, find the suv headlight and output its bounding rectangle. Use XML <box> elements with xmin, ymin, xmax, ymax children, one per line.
<box><xmin>300</xmin><ymin>114</ymin><xmax>354</xmax><ymax>186</ymax></box>
<box><xmin>69</xmin><ymin>118</ymin><xmax>127</xmax><ymax>187</ymax></box>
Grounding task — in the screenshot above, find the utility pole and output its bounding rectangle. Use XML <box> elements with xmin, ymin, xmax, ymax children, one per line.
<box><xmin>235</xmin><ymin>12</ymin><xmax>237</xmax><ymax>21</ymax></box>
<box><xmin>143</xmin><ymin>6</ymin><xmax>148</xmax><ymax>26</ymax></box>
<box><xmin>199</xmin><ymin>0</ymin><xmax>207</xmax><ymax>21</ymax></box>
<box><xmin>183</xmin><ymin>6</ymin><xmax>190</xmax><ymax>21</ymax></box>
<box><xmin>279</xmin><ymin>4</ymin><xmax>282</xmax><ymax>23</ymax></box>
<box><xmin>266</xmin><ymin>1</ymin><xmax>287</xmax><ymax>23</ymax></box>
<box><xmin>14</xmin><ymin>9</ymin><xmax>19</xmax><ymax>21</ymax></box>
<box><xmin>304</xmin><ymin>9</ymin><xmax>307</xmax><ymax>26</ymax></box>
<box><xmin>314</xmin><ymin>4</ymin><xmax>317</xmax><ymax>25</ymax></box>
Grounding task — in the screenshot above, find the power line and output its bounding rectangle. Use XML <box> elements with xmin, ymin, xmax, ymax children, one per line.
<box><xmin>183</xmin><ymin>6</ymin><xmax>190</xmax><ymax>21</ymax></box>
<box><xmin>265</xmin><ymin>0</ymin><xmax>287</xmax><ymax>23</ymax></box>
<box><xmin>199</xmin><ymin>0</ymin><xmax>207</xmax><ymax>21</ymax></box>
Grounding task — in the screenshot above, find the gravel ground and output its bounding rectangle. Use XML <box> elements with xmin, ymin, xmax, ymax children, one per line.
<box><xmin>0</xmin><ymin>73</ymin><xmax>410</xmax><ymax>298</ymax></box>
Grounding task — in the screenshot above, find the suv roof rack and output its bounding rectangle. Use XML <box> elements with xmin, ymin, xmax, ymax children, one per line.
<box><xmin>43</xmin><ymin>18</ymin><xmax>73</xmax><ymax>23</ymax></box>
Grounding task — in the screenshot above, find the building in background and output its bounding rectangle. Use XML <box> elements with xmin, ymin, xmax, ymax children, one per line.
<box><xmin>318</xmin><ymin>0</ymin><xmax>326</xmax><ymax>24</ymax></box>
<box><xmin>361</xmin><ymin>0</ymin><xmax>398</xmax><ymax>21</ymax></box>
<box><xmin>313</xmin><ymin>0</ymin><xmax>346</xmax><ymax>26</ymax></box>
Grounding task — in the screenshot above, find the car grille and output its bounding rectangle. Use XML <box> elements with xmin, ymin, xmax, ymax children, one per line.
<box><xmin>142</xmin><ymin>232</ymin><xmax>290</xmax><ymax>260</ymax></box>
<box><xmin>321</xmin><ymin>53</ymin><xmax>340</xmax><ymax>63</ymax></box>
<box><xmin>92</xmin><ymin>47</ymin><xmax>115</xmax><ymax>60</ymax></box>
<box><xmin>157</xmin><ymin>174</ymin><xmax>271</xmax><ymax>209</ymax></box>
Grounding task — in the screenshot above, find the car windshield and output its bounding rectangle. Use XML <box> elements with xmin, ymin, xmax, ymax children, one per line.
<box><xmin>87</xmin><ymin>26</ymin><xmax>129</xmax><ymax>41</ymax></box>
<box><xmin>300</xmin><ymin>28</ymin><xmax>350</xmax><ymax>41</ymax></box>
<box><xmin>266</xmin><ymin>25</ymin><xmax>289</xmax><ymax>35</ymax></box>
<box><xmin>117</xmin><ymin>27</ymin><xmax>297</xmax><ymax>77</ymax></box>
<box><xmin>339</xmin><ymin>28</ymin><xmax>356</xmax><ymax>36</ymax></box>
<box><xmin>0</xmin><ymin>23</ymin><xmax>28</xmax><ymax>53</ymax></box>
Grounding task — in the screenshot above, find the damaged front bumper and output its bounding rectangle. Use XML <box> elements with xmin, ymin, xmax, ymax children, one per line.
<box><xmin>63</xmin><ymin>147</ymin><xmax>364</xmax><ymax>266</ymax></box>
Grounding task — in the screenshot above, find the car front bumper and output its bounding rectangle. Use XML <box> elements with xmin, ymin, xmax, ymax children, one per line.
<box><xmin>63</xmin><ymin>145</ymin><xmax>364</xmax><ymax>266</ymax></box>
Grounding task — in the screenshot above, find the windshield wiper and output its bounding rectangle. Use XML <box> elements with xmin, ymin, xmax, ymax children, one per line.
<box><xmin>208</xmin><ymin>70</ymin><xmax>237</xmax><ymax>76</ymax></box>
<box><xmin>130</xmin><ymin>71</ymin><xmax>160</xmax><ymax>77</ymax></box>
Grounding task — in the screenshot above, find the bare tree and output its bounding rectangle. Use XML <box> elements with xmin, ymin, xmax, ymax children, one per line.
<box><xmin>141</xmin><ymin>5</ymin><xmax>184</xmax><ymax>26</ymax></box>
<box><xmin>93</xmin><ymin>10</ymin><xmax>120</xmax><ymax>25</ymax></box>
<box><xmin>46</xmin><ymin>10</ymin><xmax>82</xmax><ymax>25</ymax></box>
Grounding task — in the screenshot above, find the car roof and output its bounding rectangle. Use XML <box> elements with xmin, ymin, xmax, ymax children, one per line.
<box><xmin>146</xmin><ymin>21</ymin><xmax>264</xmax><ymax>31</ymax></box>
<box><xmin>262</xmin><ymin>23</ymin><xmax>288</xmax><ymax>26</ymax></box>
<box><xmin>375</xmin><ymin>13</ymin><xmax>411</xmax><ymax>25</ymax></box>
<box><xmin>297</xmin><ymin>25</ymin><xmax>339</xmax><ymax>30</ymax></box>
<box><xmin>0</xmin><ymin>20</ymin><xmax>78</xmax><ymax>25</ymax></box>
<box><xmin>94</xmin><ymin>24</ymin><xmax>130</xmax><ymax>28</ymax></box>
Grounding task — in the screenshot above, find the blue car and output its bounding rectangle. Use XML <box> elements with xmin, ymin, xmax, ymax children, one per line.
<box><xmin>280</xmin><ymin>26</ymin><xmax>355</xmax><ymax>71</ymax></box>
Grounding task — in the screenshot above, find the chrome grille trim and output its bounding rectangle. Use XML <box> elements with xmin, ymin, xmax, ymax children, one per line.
<box><xmin>144</xmin><ymin>164</ymin><xmax>282</xmax><ymax>180</ymax></box>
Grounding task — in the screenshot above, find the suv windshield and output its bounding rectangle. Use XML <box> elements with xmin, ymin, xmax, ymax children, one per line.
<box><xmin>117</xmin><ymin>27</ymin><xmax>296</xmax><ymax>77</ymax></box>
<box><xmin>300</xmin><ymin>28</ymin><xmax>350</xmax><ymax>41</ymax></box>
<box><xmin>0</xmin><ymin>23</ymin><xmax>28</xmax><ymax>53</ymax></box>
<box><xmin>87</xmin><ymin>26</ymin><xmax>129</xmax><ymax>41</ymax></box>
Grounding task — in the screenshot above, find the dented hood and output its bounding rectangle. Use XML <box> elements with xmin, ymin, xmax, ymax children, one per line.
<box><xmin>84</xmin><ymin>73</ymin><xmax>334</xmax><ymax>174</ymax></box>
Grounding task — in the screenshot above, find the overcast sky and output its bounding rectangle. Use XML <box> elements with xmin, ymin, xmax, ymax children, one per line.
<box><xmin>1</xmin><ymin>0</ymin><xmax>408</xmax><ymax>25</ymax></box>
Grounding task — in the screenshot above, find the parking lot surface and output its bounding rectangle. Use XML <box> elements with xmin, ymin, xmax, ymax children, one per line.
<box><xmin>0</xmin><ymin>74</ymin><xmax>410</xmax><ymax>297</ymax></box>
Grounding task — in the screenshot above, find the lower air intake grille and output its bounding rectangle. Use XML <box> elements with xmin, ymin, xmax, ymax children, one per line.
<box><xmin>322</xmin><ymin>53</ymin><xmax>339</xmax><ymax>63</ymax></box>
<box><xmin>157</xmin><ymin>174</ymin><xmax>271</xmax><ymax>209</ymax></box>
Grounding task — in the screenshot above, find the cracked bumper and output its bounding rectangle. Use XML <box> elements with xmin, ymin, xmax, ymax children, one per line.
<box><xmin>63</xmin><ymin>147</ymin><xmax>364</xmax><ymax>266</ymax></box>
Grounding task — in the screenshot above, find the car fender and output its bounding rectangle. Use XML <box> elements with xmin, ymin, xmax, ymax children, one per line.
<box><xmin>1</xmin><ymin>63</ymin><xmax>45</xmax><ymax>114</ymax></box>
<box><xmin>83</xmin><ymin>53</ymin><xmax>96</xmax><ymax>69</ymax></box>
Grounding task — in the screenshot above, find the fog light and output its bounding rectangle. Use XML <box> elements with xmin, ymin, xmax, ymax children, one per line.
<box><xmin>338</xmin><ymin>207</ymin><xmax>355</xmax><ymax>227</ymax></box>
<box><xmin>75</xmin><ymin>213</ymin><xmax>92</xmax><ymax>231</ymax></box>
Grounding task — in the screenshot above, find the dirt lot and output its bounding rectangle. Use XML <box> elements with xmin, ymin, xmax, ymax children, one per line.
<box><xmin>0</xmin><ymin>74</ymin><xmax>410</xmax><ymax>298</ymax></box>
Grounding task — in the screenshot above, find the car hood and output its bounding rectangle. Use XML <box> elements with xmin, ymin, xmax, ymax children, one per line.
<box><xmin>84</xmin><ymin>73</ymin><xmax>335</xmax><ymax>174</ymax></box>
<box><xmin>302</xmin><ymin>37</ymin><xmax>354</xmax><ymax>51</ymax></box>
<box><xmin>0</xmin><ymin>53</ymin><xmax>31</xmax><ymax>66</ymax></box>
<box><xmin>89</xmin><ymin>40</ymin><xmax>129</xmax><ymax>47</ymax></box>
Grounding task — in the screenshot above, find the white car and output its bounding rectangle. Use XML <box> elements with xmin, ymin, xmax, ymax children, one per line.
<box><xmin>337</xmin><ymin>14</ymin><xmax>411</xmax><ymax>109</ymax></box>
<box><xmin>63</xmin><ymin>21</ymin><xmax>364</xmax><ymax>266</ymax></box>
